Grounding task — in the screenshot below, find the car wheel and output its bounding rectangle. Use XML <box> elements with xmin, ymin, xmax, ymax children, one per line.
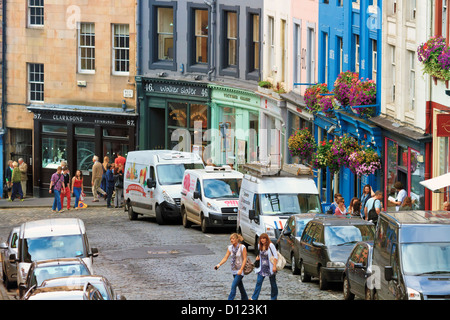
<box><xmin>181</xmin><ymin>207</ymin><xmax>191</xmax><ymax>228</ymax></box>
<box><xmin>155</xmin><ymin>205</ymin><xmax>166</xmax><ymax>225</ymax></box>
<box><xmin>200</xmin><ymin>214</ymin><xmax>209</xmax><ymax>233</ymax></box>
<box><xmin>365</xmin><ymin>287</ymin><xmax>374</xmax><ymax>300</ymax></box>
<box><xmin>300</xmin><ymin>261</ymin><xmax>311</xmax><ymax>282</ymax></box>
<box><xmin>343</xmin><ymin>276</ymin><xmax>355</xmax><ymax>300</ymax></box>
<box><xmin>319</xmin><ymin>267</ymin><xmax>328</xmax><ymax>290</ymax></box>
<box><xmin>291</xmin><ymin>253</ymin><xmax>300</xmax><ymax>275</ymax></box>
<box><xmin>128</xmin><ymin>203</ymin><xmax>138</xmax><ymax>221</ymax></box>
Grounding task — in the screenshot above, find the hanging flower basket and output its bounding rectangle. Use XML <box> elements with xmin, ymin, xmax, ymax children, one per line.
<box><xmin>304</xmin><ymin>83</ymin><xmax>329</xmax><ymax>114</ymax></box>
<box><xmin>331</xmin><ymin>134</ymin><xmax>362</xmax><ymax>168</ymax></box>
<box><xmin>348</xmin><ymin>78</ymin><xmax>377</xmax><ymax>118</ymax></box>
<box><xmin>288</xmin><ymin>128</ymin><xmax>316</xmax><ymax>164</ymax></box>
<box><xmin>312</xmin><ymin>139</ymin><xmax>340</xmax><ymax>175</ymax></box>
<box><xmin>348</xmin><ymin>147</ymin><xmax>382</xmax><ymax>176</ymax></box>
<box><xmin>417</xmin><ymin>36</ymin><xmax>450</xmax><ymax>81</ymax></box>
<box><xmin>333</xmin><ymin>71</ymin><xmax>359</xmax><ymax>107</ymax></box>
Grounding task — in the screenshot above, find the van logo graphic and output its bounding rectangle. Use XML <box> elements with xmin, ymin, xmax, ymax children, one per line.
<box><xmin>126</xmin><ymin>184</ymin><xmax>146</xmax><ymax>197</ymax></box>
<box><xmin>224</xmin><ymin>200</ymin><xmax>239</xmax><ymax>207</ymax></box>
<box><xmin>274</xmin><ymin>221</ymin><xmax>283</xmax><ymax>230</ymax></box>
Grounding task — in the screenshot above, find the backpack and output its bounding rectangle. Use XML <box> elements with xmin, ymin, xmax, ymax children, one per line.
<box><xmin>368</xmin><ymin>199</ymin><xmax>379</xmax><ymax>223</ymax></box>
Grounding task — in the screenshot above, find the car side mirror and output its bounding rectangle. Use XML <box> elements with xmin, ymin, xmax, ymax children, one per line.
<box><xmin>9</xmin><ymin>253</ymin><xmax>17</xmax><ymax>264</ymax></box>
<box><xmin>147</xmin><ymin>179</ymin><xmax>156</xmax><ymax>189</ymax></box>
<box><xmin>193</xmin><ymin>191</ymin><xmax>201</xmax><ymax>200</ymax></box>
<box><xmin>312</xmin><ymin>241</ymin><xmax>324</xmax><ymax>248</ymax></box>
<box><xmin>91</xmin><ymin>248</ymin><xmax>99</xmax><ymax>258</ymax></box>
<box><xmin>385</xmin><ymin>266</ymin><xmax>395</xmax><ymax>281</ymax></box>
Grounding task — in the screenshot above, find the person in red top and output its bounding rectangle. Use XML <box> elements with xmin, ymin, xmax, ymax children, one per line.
<box><xmin>114</xmin><ymin>152</ymin><xmax>126</xmax><ymax>168</ymax></box>
<box><xmin>71</xmin><ymin>170</ymin><xmax>84</xmax><ymax>209</ymax></box>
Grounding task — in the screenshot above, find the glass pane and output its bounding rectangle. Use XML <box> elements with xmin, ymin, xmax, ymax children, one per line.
<box><xmin>227</xmin><ymin>12</ymin><xmax>237</xmax><ymax>39</ymax></box>
<box><xmin>158</xmin><ymin>7</ymin><xmax>174</xmax><ymax>33</ymax></box>
<box><xmin>228</xmin><ymin>39</ymin><xmax>237</xmax><ymax>66</ymax></box>
<box><xmin>102</xmin><ymin>128</ymin><xmax>129</xmax><ymax>138</ymax></box>
<box><xmin>75</xmin><ymin>127</ymin><xmax>95</xmax><ymax>136</ymax></box>
<box><xmin>190</xmin><ymin>104</ymin><xmax>208</xmax><ymax>129</ymax></box>
<box><xmin>386</xmin><ymin>139</ymin><xmax>398</xmax><ymax>211</ymax></box>
<box><xmin>42</xmin><ymin>137</ymin><xmax>67</xmax><ymax>169</ymax></box>
<box><xmin>195</xmin><ymin>10</ymin><xmax>208</xmax><ymax>36</ymax></box>
<box><xmin>77</xmin><ymin>140</ymin><xmax>95</xmax><ymax>173</ymax></box>
<box><xmin>157</xmin><ymin>7</ymin><xmax>174</xmax><ymax>61</ymax></box>
<box><xmin>410</xmin><ymin>149</ymin><xmax>425</xmax><ymax>210</ymax></box>
<box><xmin>195</xmin><ymin>37</ymin><xmax>208</xmax><ymax>64</ymax></box>
<box><xmin>168</xmin><ymin>102</ymin><xmax>188</xmax><ymax>127</ymax></box>
<box><xmin>42</xmin><ymin>125</ymin><xmax>67</xmax><ymax>134</ymax></box>
<box><xmin>103</xmin><ymin>141</ymin><xmax>129</xmax><ymax>165</ymax></box>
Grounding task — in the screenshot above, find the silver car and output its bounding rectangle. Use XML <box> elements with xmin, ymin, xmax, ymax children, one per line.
<box><xmin>23</xmin><ymin>283</ymin><xmax>104</xmax><ymax>300</ymax></box>
<box><xmin>0</xmin><ymin>227</ymin><xmax>19</xmax><ymax>289</ymax></box>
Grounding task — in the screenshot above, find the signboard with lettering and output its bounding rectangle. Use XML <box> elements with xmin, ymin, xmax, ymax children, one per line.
<box><xmin>437</xmin><ymin>114</ymin><xmax>450</xmax><ymax>137</ymax></box>
<box><xmin>144</xmin><ymin>81</ymin><xmax>209</xmax><ymax>98</ymax></box>
<box><xmin>31</xmin><ymin>110</ymin><xmax>137</xmax><ymax>127</ymax></box>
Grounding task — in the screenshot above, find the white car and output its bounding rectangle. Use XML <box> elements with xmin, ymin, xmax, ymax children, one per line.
<box><xmin>181</xmin><ymin>166</ymin><xmax>243</xmax><ymax>233</ymax></box>
<box><xmin>0</xmin><ymin>227</ymin><xmax>19</xmax><ymax>289</ymax></box>
<box><xmin>124</xmin><ymin>150</ymin><xmax>204</xmax><ymax>224</ymax></box>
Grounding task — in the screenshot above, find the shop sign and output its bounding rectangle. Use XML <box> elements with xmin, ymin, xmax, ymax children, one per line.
<box><xmin>32</xmin><ymin>112</ymin><xmax>136</xmax><ymax>127</ymax></box>
<box><xmin>437</xmin><ymin>114</ymin><xmax>450</xmax><ymax>137</ymax></box>
<box><xmin>144</xmin><ymin>81</ymin><xmax>208</xmax><ymax>98</ymax></box>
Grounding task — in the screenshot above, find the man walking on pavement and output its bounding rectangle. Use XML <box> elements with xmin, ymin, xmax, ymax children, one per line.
<box><xmin>18</xmin><ymin>158</ymin><xmax>27</xmax><ymax>198</ymax></box>
<box><xmin>92</xmin><ymin>155</ymin><xmax>106</xmax><ymax>202</ymax></box>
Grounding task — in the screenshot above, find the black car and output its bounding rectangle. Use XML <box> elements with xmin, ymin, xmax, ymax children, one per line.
<box><xmin>276</xmin><ymin>214</ymin><xmax>328</xmax><ymax>275</ymax></box>
<box><xmin>298</xmin><ymin>216</ymin><xmax>375</xmax><ymax>290</ymax></box>
<box><xmin>343</xmin><ymin>241</ymin><xmax>376</xmax><ymax>300</ymax></box>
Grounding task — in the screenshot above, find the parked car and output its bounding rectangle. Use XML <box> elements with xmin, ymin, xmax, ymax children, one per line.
<box><xmin>181</xmin><ymin>165</ymin><xmax>243</xmax><ymax>232</ymax></box>
<box><xmin>276</xmin><ymin>214</ymin><xmax>328</xmax><ymax>274</ymax></box>
<box><xmin>21</xmin><ymin>258</ymin><xmax>92</xmax><ymax>294</ymax></box>
<box><xmin>23</xmin><ymin>275</ymin><xmax>126</xmax><ymax>300</ymax></box>
<box><xmin>0</xmin><ymin>227</ymin><xmax>19</xmax><ymax>289</ymax></box>
<box><xmin>372</xmin><ymin>210</ymin><xmax>450</xmax><ymax>300</ymax></box>
<box><xmin>23</xmin><ymin>283</ymin><xmax>103</xmax><ymax>300</ymax></box>
<box><xmin>10</xmin><ymin>218</ymin><xmax>98</xmax><ymax>297</ymax></box>
<box><xmin>298</xmin><ymin>216</ymin><xmax>375</xmax><ymax>290</ymax></box>
<box><xmin>343</xmin><ymin>241</ymin><xmax>376</xmax><ymax>300</ymax></box>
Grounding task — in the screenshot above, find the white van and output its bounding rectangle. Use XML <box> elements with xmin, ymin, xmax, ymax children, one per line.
<box><xmin>124</xmin><ymin>150</ymin><xmax>204</xmax><ymax>224</ymax></box>
<box><xmin>180</xmin><ymin>166</ymin><xmax>243</xmax><ymax>233</ymax></box>
<box><xmin>238</xmin><ymin>163</ymin><xmax>322</xmax><ymax>251</ymax></box>
<box><xmin>11</xmin><ymin>218</ymin><xmax>98</xmax><ymax>297</ymax></box>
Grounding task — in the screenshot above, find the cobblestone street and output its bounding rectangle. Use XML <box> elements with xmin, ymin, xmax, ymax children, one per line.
<box><xmin>0</xmin><ymin>202</ymin><xmax>343</xmax><ymax>300</ymax></box>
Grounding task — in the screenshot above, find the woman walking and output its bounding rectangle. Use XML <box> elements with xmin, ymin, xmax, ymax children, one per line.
<box><xmin>360</xmin><ymin>185</ymin><xmax>374</xmax><ymax>219</ymax></box>
<box><xmin>334</xmin><ymin>197</ymin><xmax>348</xmax><ymax>216</ymax></box>
<box><xmin>72</xmin><ymin>170</ymin><xmax>84</xmax><ymax>209</ymax></box>
<box><xmin>49</xmin><ymin>166</ymin><xmax>66</xmax><ymax>213</ymax></box>
<box><xmin>251</xmin><ymin>233</ymin><xmax>278</xmax><ymax>300</ymax></box>
<box><xmin>105</xmin><ymin>164</ymin><xmax>115</xmax><ymax>208</ymax></box>
<box><xmin>215</xmin><ymin>233</ymin><xmax>249</xmax><ymax>300</ymax></box>
<box><xmin>9</xmin><ymin>162</ymin><xmax>24</xmax><ymax>202</ymax></box>
<box><xmin>114</xmin><ymin>164</ymin><xmax>124</xmax><ymax>208</ymax></box>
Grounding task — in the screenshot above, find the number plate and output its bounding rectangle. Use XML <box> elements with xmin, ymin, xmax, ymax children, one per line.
<box><xmin>228</xmin><ymin>216</ymin><xmax>237</xmax><ymax>221</ymax></box>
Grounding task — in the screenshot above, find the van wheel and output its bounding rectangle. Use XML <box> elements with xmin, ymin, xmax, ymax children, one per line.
<box><xmin>319</xmin><ymin>267</ymin><xmax>328</xmax><ymax>290</ymax></box>
<box><xmin>300</xmin><ymin>261</ymin><xmax>311</xmax><ymax>282</ymax></box>
<box><xmin>291</xmin><ymin>253</ymin><xmax>300</xmax><ymax>275</ymax></box>
<box><xmin>128</xmin><ymin>203</ymin><xmax>138</xmax><ymax>221</ymax></box>
<box><xmin>182</xmin><ymin>207</ymin><xmax>191</xmax><ymax>228</ymax></box>
<box><xmin>200</xmin><ymin>214</ymin><xmax>209</xmax><ymax>233</ymax></box>
<box><xmin>343</xmin><ymin>276</ymin><xmax>355</xmax><ymax>300</ymax></box>
<box><xmin>156</xmin><ymin>205</ymin><xmax>166</xmax><ymax>225</ymax></box>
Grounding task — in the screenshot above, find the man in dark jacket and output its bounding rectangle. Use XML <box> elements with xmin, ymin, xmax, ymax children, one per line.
<box><xmin>105</xmin><ymin>164</ymin><xmax>115</xmax><ymax>208</ymax></box>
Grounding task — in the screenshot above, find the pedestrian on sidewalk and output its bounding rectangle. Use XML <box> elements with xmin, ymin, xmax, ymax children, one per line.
<box><xmin>18</xmin><ymin>158</ymin><xmax>28</xmax><ymax>199</ymax></box>
<box><xmin>101</xmin><ymin>156</ymin><xmax>110</xmax><ymax>200</ymax></box>
<box><xmin>105</xmin><ymin>164</ymin><xmax>115</xmax><ymax>208</ymax></box>
<box><xmin>334</xmin><ymin>196</ymin><xmax>348</xmax><ymax>216</ymax></box>
<box><xmin>251</xmin><ymin>233</ymin><xmax>278</xmax><ymax>300</ymax></box>
<box><xmin>4</xmin><ymin>160</ymin><xmax>13</xmax><ymax>199</ymax></box>
<box><xmin>389</xmin><ymin>181</ymin><xmax>407</xmax><ymax>212</ymax></box>
<box><xmin>10</xmin><ymin>162</ymin><xmax>24</xmax><ymax>202</ymax></box>
<box><xmin>91</xmin><ymin>156</ymin><xmax>106</xmax><ymax>202</ymax></box>
<box><xmin>360</xmin><ymin>185</ymin><xmax>375</xmax><ymax>217</ymax></box>
<box><xmin>49</xmin><ymin>166</ymin><xmax>65</xmax><ymax>213</ymax></box>
<box><xmin>327</xmin><ymin>193</ymin><xmax>341</xmax><ymax>214</ymax></box>
<box><xmin>114</xmin><ymin>163</ymin><xmax>124</xmax><ymax>208</ymax></box>
<box><xmin>72</xmin><ymin>170</ymin><xmax>84</xmax><ymax>209</ymax></box>
<box><xmin>60</xmin><ymin>166</ymin><xmax>71</xmax><ymax>210</ymax></box>
<box><xmin>444</xmin><ymin>201</ymin><xmax>450</xmax><ymax>211</ymax></box>
<box><xmin>215</xmin><ymin>233</ymin><xmax>249</xmax><ymax>300</ymax></box>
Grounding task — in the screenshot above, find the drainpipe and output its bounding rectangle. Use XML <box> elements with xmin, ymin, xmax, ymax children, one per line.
<box><xmin>135</xmin><ymin>0</ymin><xmax>142</xmax><ymax>148</ymax></box>
<box><xmin>204</xmin><ymin>0</ymin><xmax>216</xmax><ymax>81</ymax></box>
<box><xmin>1</xmin><ymin>0</ymin><xmax>7</xmax><ymax>198</ymax></box>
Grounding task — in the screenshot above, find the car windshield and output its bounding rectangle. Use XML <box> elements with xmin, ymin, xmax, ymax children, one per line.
<box><xmin>31</xmin><ymin>263</ymin><xmax>90</xmax><ymax>287</ymax></box>
<box><xmin>157</xmin><ymin>163</ymin><xmax>204</xmax><ymax>185</ymax></box>
<box><xmin>203</xmin><ymin>179</ymin><xmax>241</xmax><ymax>199</ymax></box>
<box><xmin>22</xmin><ymin>235</ymin><xmax>85</xmax><ymax>263</ymax></box>
<box><xmin>325</xmin><ymin>225</ymin><xmax>374</xmax><ymax>246</ymax></box>
<box><xmin>401</xmin><ymin>243</ymin><xmax>450</xmax><ymax>276</ymax></box>
<box><xmin>260</xmin><ymin>194</ymin><xmax>322</xmax><ymax>216</ymax></box>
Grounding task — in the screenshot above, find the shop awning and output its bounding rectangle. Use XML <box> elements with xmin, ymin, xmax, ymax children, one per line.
<box><xmin>420</xmin><ymin>173</ymin><xmax>450</xmax><ymax>192</ymax></box>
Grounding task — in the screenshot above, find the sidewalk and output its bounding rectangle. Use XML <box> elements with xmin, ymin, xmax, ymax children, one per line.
<box><xmin>0</xmin><ymin>196</ymin><xmax>109</xmax><ymax>209</ymax></box>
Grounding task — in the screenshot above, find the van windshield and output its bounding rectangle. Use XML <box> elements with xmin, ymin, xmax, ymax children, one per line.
<box><xmin>203</xmin><ymin>179</ymin><xmax>241</xmax><ymax>199</ymax></box>
<box><xmin>325</xmin><ymin>225</ymin><xmax>375</xmax><ymax>246</ymax></box>
<box><xmin>260</xmin><ymin>193</ymin><xmax>322</xmax><ymax>215</ymax></box>
<box><xmin>21</xmin><ymin>235</ymin><xmax>85</xmax><ymax>263</ymax></box>
<box><xmin>157</xmin><ymin>163</ymin><xmax>204</xmax><ymax>185</ymax></box>
<box><xmin>401</xmin><ymin>243</ymin><xmax>450</xmax><ymax>276</ymax></box>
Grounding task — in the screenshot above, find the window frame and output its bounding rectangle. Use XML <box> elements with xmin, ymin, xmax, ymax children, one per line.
<box><xmin>219</xmin><ymin>5</ymin><xmax>240</xmax><ymax>78</ymax></box>
<box><xmin>187</xmin><ymin>3</ymin><xmax>210</xmax><ymax>74</ymax></box>
<box><xmin>245</xmin><ymin>8</ymin><xmax>261</xmax><ymax>81</ymax></box>
<box><xmin>28</xmin><ymin>63</ymin><xmax>44</xmax><ymax>103</ymax></box>
<box><xmin>149</xmin><ymin>1</ymin><xmax>177</xmax><ymax>71</ymax></box>
<box><xmin>112</xmin><ymin>24</ymin><xmax>130</xmax><ymax>76</ymax></box>
<box><xmin>28</xmin><ymin>0</ymin><xmax>44</xmax><ymax>28</ymax></box>
<box><xmin>78</xmin><ymin>22</ymin><xmax>96</xmax><ymax>74</ymax></box>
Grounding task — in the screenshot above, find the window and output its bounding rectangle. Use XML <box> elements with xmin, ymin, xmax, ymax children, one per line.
<box><xmin>408</xmin><ymin>0</ymin><xmax>416</xmax><ymax>21</ymax></box>
<box><xmin>248</xmin><ymin>12</ymin><xmax>260</xmax><ymax>76</ymax></box>
<box><xmin>306</xmin><ymin>26</ymin><xmax>316</xmax><ymax>85</ymax></box>
<box><xmin>28</xmin><ymin>0</ymin><xmax>44</xmax><ymax>27</ymax></box>
<box><xmin>28</xmin><ymin>63</ymin><xmax>44</xmax><ymax>102</ymax></box>
<box><xmin>338</xmin><ymin>37</ymin><xmax>343</xmax><ymax>75</ymax></box>
<box><xmin>355</xmin><ymin>34</ymin><xmax>360</xmax><ymax>73</ymax></box>
<box><xmin>294</xmin><ymin>23</ymin><xmax>301</xmax><ymax>86</ymax></box>
<box><xmin>42</xmin><ymin>137</ymin><xmax>67</xmax><ymax>169</ymax></box>
<box><xmin>157</xmin><ymin>7</ymin><xmax>174</xmax><ymax>61</ymax></box>
<box><xmin>268</xmin><ymin>16</ymin><xmax>275</xmax><ymax>76</ymax></box>
<box><xmin>226</xmin><ymin>11</ymin><xmax>238</xmax><ymax>67</ymax></box>
<box><xmin>324</xmin><ymin>32</ymin><xmax>329</xmax><ymax>84</ymax></box>
<box><xmin>372</xmin><ymin>39</ymin><xmax>377</xmax><ymax>82</ymax></box>
<box><xmin>443</xmin><ymin>0</ymin><xmax>448</xmax><ymax>39</ymax></box>
<box><xmin>281</xmin><ymin>19</ymin><xmax>287</xmax><ymax>83</ymax></box>
<box><xmin>112</xmin><ymin>24</ymin><xmax>130</xmax><ymax>74</ymax></box>
<box><xmin>409</xmin><ymin>51</ymin><xmax>416</xmax><ymax>111</ymax></box>
<box><xmin>194</xmin><ymin>9</ymin><xmax>209</xmax><ymax>64</ymax></box>
<box><xmin>390</xmin><ymin>45</ymin><xmax>396</xmax><ymax>102</ymax></box>
<box><xmin>78</xmin><ymin>23</ymin><xmax>95</xmax><ymax>73</ymax></box>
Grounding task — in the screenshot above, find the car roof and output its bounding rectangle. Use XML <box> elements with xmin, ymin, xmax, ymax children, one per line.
<box><xmin>311</xmin><ymin>216</ymin><xmax>374</xmax><ymax>226</ymax></box>
<box><xmin>41</xmin><ymin>275</ymin><xmax>106</xmax><ymax>288</ymax></box>
<box><xmin>21</xmin><ymin>218</ymin><xmax>85</xmax><ymax>238</ymax></box>
<box><xmin>127</xmin><ymin>150</ymin><xmax>203</xmax><ymax>164</ymax></box>
<box><xmin>242</xmin><ymin>175</ymin><xmax>319</xmax><ymax>194</ymax></box>
<box><xmin>380</xmin><ymin>210</ymin><xmax>450</xmax><ymax>225</ymax></box>
<box><xmin>27</xmin><ymin>286</ymin><xmax>85</xmax><ymax>300</ymax></box>
<box><xmin>32</xmin><ymin>258</ymin><xmax>87</xmax><ymax>268</ymax></box>
<box><xmin>185</xmin><ymin>168</ymin><xmax>243</xmax><ymax>179</ymax></box>
<box><xmin>290</xmin><ymin>213</ymin><xmax>329</xmax><ymax>220</ymax></box>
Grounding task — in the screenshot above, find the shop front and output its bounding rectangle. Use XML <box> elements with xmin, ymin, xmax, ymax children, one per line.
<box><xmin>136</xmin><ymin>77</ymin><xmax>210</xmax><ymax>158</ymax></box>
<box><xmin>28</xmin><ymin>104</ymin><xmax>137</xmax><ymax>197</ymax></box>
<box><xmin>209</xmin><ymin>84</ymin><xmax>260</xmax><ymax>169</ymax></box>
